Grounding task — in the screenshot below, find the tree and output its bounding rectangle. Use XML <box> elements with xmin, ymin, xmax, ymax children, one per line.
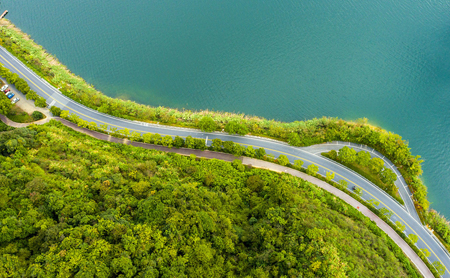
<box><xmin>88</xmin><ymin>122</ymin><xmax>97</xmax><ymax>131</ymax></box>
<box><xmin>185</xmin><ymin>136</ymin><xmax>195</xmax><ymax>149</ymax></box>
<box><xmin>120</xmin><ymin>128</ymin><xmax>130</xmax><ymax>138</ymax></box>
<box><xmin>369</xmin><ymin>157</ymin><xmax>384</xmax><ymax>174</ymax></box>
<box><xmin>408</xmin><ymin>233</ymin><xmax>418</xmax><ymax>244</ymax></box>
<box><xmin>244</xmin><ymin>146</ymin><xmax>255</xmax><ymax>157</ymax></box>
<box><xmin>6</xmin><ymin>73</ymin><xmax>19</xmax><ymax>84</ymax></box>
<box><xmin>194</xmin><ymin>138</ymin><xmax>206</xmax><ymax>150</ymax></box>
<box><xmin>395</xmin><ymin>221</ymin><xmax>406</xmax><ymax>233</ymax></box>
<box><xmin>232</xmin><ymin>144</ymin><xmax>245</xmax><ymax>156</ymax></box>
<box><xmin>338</xmin><ymin>179</ymin><xmax>348</xmax><ymax>189</ymax></box>
<box><xmin>255</xmin><ymin>147</ymin><xmax>266</xmax><ymax>159</ymax></box>
<box><xmin>198</xmin><ymin>116</ymin><xmax>216</xmax><ymax>132</ymax></box>
<box><xmin>50</xmin><ymin>106</ymin><xmax>62</xmax><ymax>116</ymax></box>
<box><xmin>143</xmin><ymin>133</ymin><xmax>152</xmax><ymax>144</ymax></box>
<box><xmin>31</xmin><ymin>111</ymin><xmax>44</xmax><ymax>121</ymax></box>
<box><xmin>225</xmin><ymin>121</ymin><xmax>239</xmax><ymax>134</ymax></box>
<box><xmin>130</xmin><ymin>131</ymin><xmax>142</xmax><ymax>142</ymax></box>
<box><xmin>210</xmin><ymin>138</ymin><xmax>223</xmax><ymax>151</ymax></box>
<box><xmin>150</xmin><ymin>133</ymin><xmax>162</xmax><ymax>144</ymax></box>
<box><xmin>420</xmin><ymin>248</ymin><xmax>430</xmax><ymax>257</ymax></box>
<box><xmin>379</xmin><ymin>167</ymin><xmax>397</xmax><ymax>184</ymax></box>
<box><xmin>288</xmin><ymin>133</ymin><xmax>301</xmax><ymax>147</ymax></box>
<box><xmin>325</xmin><ymin>172</ymin><xmax>335</xmax><ymax>182</ymax></box>
<box><xmin>338</xmin><ymin>146</ymin><xmax>356</xmax><ymax>164</ymax></box>
<box><xmin>432</xmin><ymin>261</ymin><xmax>445</xmax><ymax>276</ymax></box>
<box><xmin>35</xmin><ymin>97</ymin><xmax>47</xmax><ymax>108</ymax></box>
<box><xmin>379</xmin><ymin>207</ymin><xmax>393</xmax><ymax>219</ymax></box>
<box><xmin>277</xmin><ymin>155</ymin><xmax>290</xmax><ymax>166</ymax></box>
<box><xmin>0</xmin><ymin>94</ymin><xmax>12</xmax><ymax>115</ymax></box>
<box><xmin>223</xmin><ymin>141</ymin><xmax>235</xmax><ymax>154</ymax></box>
<box><xmin>293</xmin><ymin>160</ymin><xmax>304</xmax><ymax>170</ymax></box>
<box><xmin>161</xmin><ymin>136</ymin><xmax>173</xmax><ymax>148</ymax></box>
<box><xmin>354</xmin><ymin>187</ymin><xmax>363</xmax><ymax>197</ymax></box>
<box><xmin>306</xmin><ymin>164</ymin><xmax>319</xmax><ymax>176</ymax></box>
<box><xmin>356</xmin><ymin>151</ymin><xmax>371</xmax><ymax>166</ymax></box>
<box><xmin>173</xmin><ymin>136</ymin><xmax>185</xmax><ymax>148</ymax></box>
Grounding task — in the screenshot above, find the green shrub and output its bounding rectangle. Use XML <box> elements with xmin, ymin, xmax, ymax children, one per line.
<box><xmin>198</xmin><ymin>116</ymin><xmax>216</xmax><ymax>132</ymax></box>
<box><xmin>50</xmin><ymin>106</ymin><xmax>62</xmax><ymax>116</ymax></box>
<box><xmin>31</xmin><ymin>111</ymin><xmax>44</xmax><ymax>121</ymax></box>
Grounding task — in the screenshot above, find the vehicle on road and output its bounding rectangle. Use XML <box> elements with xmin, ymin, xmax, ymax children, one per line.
<box><xmin>6</xmin><ymin>92</ymin><xmax>14</xmax><ymax>99</ymax></box>
<box><xmin>4</xmin><ymin>88</ymin><xmax>10</xmax><ymax>93</ymax></box>
<box><xmin>1</xmin><ymin>85</ymin><xmax>7</xmax><ymax>91</ymax></box>
<box><xmin>11</xmin><ymin>97</ymin><xmax>19</xmax><ymax>104</ymax></box>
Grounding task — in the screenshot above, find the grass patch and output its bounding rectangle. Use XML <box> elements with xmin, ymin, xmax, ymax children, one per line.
<box><xmin>6</xmin><ymin>105</ymin><xmax>44</xmax><ymax>123</ymax></box>
<box><xmin>322</xmin><ymin>151</ymin><xmax>404</xmax><ymax>205</ymax></box>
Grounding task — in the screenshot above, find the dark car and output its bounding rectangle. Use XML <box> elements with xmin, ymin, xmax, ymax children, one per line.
<box><xmin>6</xmin><ymin>92</ymin><xmax>14</xmax><ymax>99</ymax></box>
<box><xmin>4</xmin><ymin>88</ymin><xmax>10</xmax><ymax>93</ymax></box>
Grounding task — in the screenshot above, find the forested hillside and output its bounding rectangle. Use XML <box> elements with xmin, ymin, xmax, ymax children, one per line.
<box><xmin>0</xmin><ymin>120</ymin><xmax>419</xmax><ymax>277</ymax></box>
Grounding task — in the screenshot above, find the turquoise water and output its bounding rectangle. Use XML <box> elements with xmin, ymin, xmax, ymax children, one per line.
<box><xmin>5</xmin><ymin>0</ymin><xmax>450</xmax><ymax>216</ymax></box>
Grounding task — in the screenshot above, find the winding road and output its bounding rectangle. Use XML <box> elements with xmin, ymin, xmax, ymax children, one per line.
<box><xmin>0</xmin><ymin>45</ymin><xmax>448</xmax><ymax>277</ymax></box>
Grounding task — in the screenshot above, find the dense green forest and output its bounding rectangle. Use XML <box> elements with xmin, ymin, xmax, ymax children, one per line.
<box><xmin>0</xmin><ymin>120</ymin><xmax>421</xmax><ymax>277</ymax></box>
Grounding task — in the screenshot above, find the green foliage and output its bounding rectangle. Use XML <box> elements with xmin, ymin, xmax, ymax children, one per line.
<box><xmin>225</xmin><ymin>120</ymin><xmax>249</xmax><ymax>135</ymax></box>
<box><xmin>198</xmin><ymin>116</ymin><xmax>216</xmax><ymax>132</ymax></box>
<box><xmin>356</xmin><ymin>151</ymin><xmax>371</xmax><ymax>166</ymax></box>
<box><xmin>354</xmin><ymin>187</ymin><xmax>363</xmax><ymax>197</ymax></box>
<box><xmin>287</xmin><ymin>132</ymin><xmax>301</xmax><ymax>146</ymax></box>
<box><xmin>338</xmin><ymin>146</ymin><xmax>357</xmax><ymax>164</ymax></box>
<box><xmin>395</xmin><ymin>221</ymin><xmax>406</xmax><ymax>233</ymax></box>
<box><xmin>293</xmin><ymin>159</ymin><xmax>304</xmax><ymax>170</ymax></box>
<box><xmin>244</xmin><ymin>145</ymin><xmax>255</xmax><ymax>158</ymax></box>
<box><xmin>34</xmin><ymin>96</ymin><xmax>47</xmax><ymax>108</ymax></box>
<box><xmin>255</xmin><ymin>147</ymin><xmax>266</xmax><ymax>159</ymax></box>
<box><xmin>379</xmin><ymin>207</ymin><xmax>394</xmax><ymax>219</ymax></box>
<box><xmin>380</xmin><ymin>167</ymin><xmax>397</xmax><ymax>185</ymax></box>
<box><xmin>130</xmin><ymin>131</ymin><xmax>142</xmax><ymax>142</ymax></box>
<box><xmin>173</xmin><ymin>136</ymin><xmax>185</xmax><ymax>148</ymax></box>
<box><xmin>210</xmin><ymin>138</ymin><xmax>223</xmax><ymax>151</ymax></box>
<box><xmin>420</xmin><ymin>248</ymin><xmax>430</xmax><ymax>257</ymax></box>
<box><xmin>185</xmin><ymin>136</ymin><xmax>195</xmax><ymax>149</ymax></box>
<box><xmin>31</xmin><ymin>111</ymin><xmax>44</xmax><ymax>121</ymax></box>
<box><xmin>306</xmin><ymin>164</ymin><xmax>319</xmax><ymax>176</ymax></box>
<box><xmin>0</xmin><ymin>121</ymin><xmax>420</xmax><ymax>278</ymax></box>
<box><xmin>0</xmin><ymin>93</ymin><xmax>12</xmax><ymax>115</ymax></box>
<box><xmin>408</xmin><ymin>234</ymin><xmax>418</xmax><ymax>244</ymax></box>
<box><xmin>277</xmin><ymin>154</ymin><xmax>290</xmax><ymax>166</ymax></box>
<box><xmin>323</xmin><ymin>149</ymin><xmax>403</xmax><ymax>205</ymax></box>
<box><xmin>432</xmin><ymin>261</ymin><xmax>446</xmax><ymax>276</ymax></box>
<box><xmin>370</xmin><ymin>157</ymin><xmax>385</xmax><ymax>174</ymax></box>
<box><xmin>161</xmin><ymin>135</ymin><xmax>173</xmax><ymax>148</ymax></box>
<box><xmin>325</xmin><ymin>171</ymin><xmax>335</xmax><ymax>182</ymax></box>
<box><xmin>49</xmin><ymin>106</ymin><xmax>62</xmax><ymax>116</ymax></box>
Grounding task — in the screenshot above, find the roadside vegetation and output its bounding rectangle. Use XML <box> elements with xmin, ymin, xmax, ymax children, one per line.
<box><xmin>0</xmin><ymin>121</ymin><xmax>422</xmax><ymax>277</ymax></box>
<box><xmin>5</xmin><ymin>105</ymin><xmax>44</xmax><ymax>123</ymax></box>
<box><xmin>1</xmin><ymin>18</ymin><xmax>450</xmax><ymax>265</ymax></box>
<box><xmin>321</xmin><ymin>147</ymin><xmax>403</xmax><ymax>204</ymax></box>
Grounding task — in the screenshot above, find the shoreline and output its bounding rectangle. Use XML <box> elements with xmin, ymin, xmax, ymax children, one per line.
<box><xmin>2</xmin><ymin>17</ymin><xmax>449</xmax><ymax>251</ymax></box>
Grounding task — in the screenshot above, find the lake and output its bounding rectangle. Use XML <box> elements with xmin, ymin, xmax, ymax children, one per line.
<box><xmin>5</xmin><ymin>0</ymin><xmax>450</xmax><ymax>216</ymax></box>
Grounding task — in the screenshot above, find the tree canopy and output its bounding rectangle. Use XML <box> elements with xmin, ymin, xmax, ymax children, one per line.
<box><xmin>0</xmin><ymin>121</ymin><xmax>420</xmax><ymax>277</ymax></box>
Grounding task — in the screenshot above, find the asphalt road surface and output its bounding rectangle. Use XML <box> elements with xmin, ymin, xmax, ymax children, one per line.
<box><xmin>0</xmin><ymin>46</ymin><xmax>447</xmax><ymax>277</ymax></box>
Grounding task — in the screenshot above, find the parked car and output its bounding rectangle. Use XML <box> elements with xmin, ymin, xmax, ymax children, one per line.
<box><xmin>11</xmin><ymin>97</ymin><xmax>19</xmax><ymax>104</ymax></box>
<box><xmin>6</xmin><ymin>92</ymin><xmax>14</xmax><ymax>99</ymax></box>
<box><xmin>4</xmin><ymin>88</ymin><xmax>10</xmax><ymax>93</ymax></box>
<box><xmin>1</xmin><ymin>85</ymin><xmax>8</xmax><ymax>92</ymax></box>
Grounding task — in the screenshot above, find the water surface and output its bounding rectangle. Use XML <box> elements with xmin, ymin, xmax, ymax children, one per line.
<box><xmin>5</xmin><ymin>0</ymin><xmax>450</xmax><ymax>215</ymax></box>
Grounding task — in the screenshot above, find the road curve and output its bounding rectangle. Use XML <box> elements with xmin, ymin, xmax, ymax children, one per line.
<box><xmin>0</xmin><ymin>46</ymin><xmax>447</xmax><ymax>277</ymax></box>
